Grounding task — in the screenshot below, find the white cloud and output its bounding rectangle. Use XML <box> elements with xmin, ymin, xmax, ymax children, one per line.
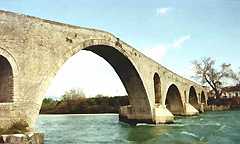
<box><xmin>141</xmin><ymin>35</ymin><xmax>191</xmax><ymax>63</ymax></box>
<box><xmin>142</xmin><ymin>44</ymin><xmax>167</xmax><ymax>63</ymax></box>
<box><xmin>172</xmin><ymin>35</ymin><xmax>191</xmax><ymax>49</ymax></box>
<box><xmin>156</xmin><ymin>7</ymin><xmax>171</xmax><ymax>16</ymax></box>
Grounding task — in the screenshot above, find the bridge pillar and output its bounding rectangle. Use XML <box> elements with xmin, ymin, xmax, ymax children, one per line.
<box><xmin>119</xmin><ymin>104</ymin><xmax>174</xmax><ymax>124</ymax></box>
<box><xmin>153</xmin><ymin>104</ymin><xmax>174</xmax><ymax>124</ymax></box>
<box><xmin>199</xmin><ymin>103</ymin><xmax>205</xmax><ymax>113</ymax></box>
<box><xmin>183</xmin><ymin>103</ymin><xmax>199</xmax><ymax>116</ymax></box>
<box><xmin>119</xmin><ymin>105</ymin><xmax>153</xmax><ymax>124</ymax></box>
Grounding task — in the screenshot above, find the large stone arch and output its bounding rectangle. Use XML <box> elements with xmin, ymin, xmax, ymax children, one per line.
<box><xmin>83</xmin><ymin>45</ymin><xmax>151</xmax><ymax>113</ymax></box>
<box><xmin>189</xmin><ymin>86</ymin><xmax>199</xmax><ymax>110</ymax></box>
<box><xmin>165</xmin><ymin>84</ymin><xmax>184</xmax><ymax>115</ymax></box>
<box><xmin>41</xmin><ymin>39</ymin><xmax>152</xmax><ymax>122</ymax></box>
<box><xmin>153</xmin><ymin>73</ymin><xmax>161</xmax><ymax>104</ymax></box>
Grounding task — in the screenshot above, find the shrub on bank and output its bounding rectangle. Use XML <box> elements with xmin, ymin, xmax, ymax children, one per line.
<box><xmin>0</xmin><ymin>121</ymin><xmax>29</xmax><ymax>135</ymax></box>
<box><xmin>40</xmin><ymin>91</ymin><xmax>129</xmax><ymax>114</ymax></box>
<box><xmin>207</xmin><ymin>97</ymin><xmax>240</xmax><ymax>109</ymax></box>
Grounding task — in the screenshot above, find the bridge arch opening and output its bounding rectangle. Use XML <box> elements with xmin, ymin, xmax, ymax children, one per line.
<box><xmin>153</xmin><ymin>73</ymin><xmax>161</xmax><ymax>104</ymax></box>
<box><xmin>83</xmin><ymin>45</ymin><xmax>150</xmax><ymax>112</ymax></box>
<box><xmin>165</xmin><ymin>84</ymin><xmax>184</xmax><ymax>115</ymax></box>
<box><xmin>201</xmin><ymin>91</ymin><xmax>206</xmax><ymax>104</ymax></box>
<box><xmin>189</xmin><ymin>86</ymin><xmax>198</xmax><ymax>109</ymax></box>
<box><xmin>0</xmin><ymin>55</ymin><xmax>13</xmax><ymax>102</ymax></box>
<box><xmin>45</xmin><ymin>44</ymin><xmax>151</xmax><ymax>116</ymax></box>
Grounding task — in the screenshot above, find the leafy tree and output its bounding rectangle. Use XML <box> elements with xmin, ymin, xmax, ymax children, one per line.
<box><xmin>42</xmin><ymin>98</ymin><xmax>55</xmax><ymax>104</ymax></box>
<box><xmin>192</xmin><ymin>57</ymin><xmax>235</xmax><ymax>98</ymax></box>
<box><xmin>40</xmin><ymin>91</ymin><xmax>129</xmax><ymax>114</ymax></box>
<box><xmin>40</xmin><ymin>98</ymin><xmax>57</xmax><ymax>113</ymax></box>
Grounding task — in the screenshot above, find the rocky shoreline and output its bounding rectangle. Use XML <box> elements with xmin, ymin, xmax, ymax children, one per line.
<box><xmin>0</xmin><ymin>133</ymin><xmax>43</xmax><ymax>144</ymax></box>
<box><xmin>205</xmin><ymin>105</ymin><xmax>231</xmax><ymax>111</ymax></box>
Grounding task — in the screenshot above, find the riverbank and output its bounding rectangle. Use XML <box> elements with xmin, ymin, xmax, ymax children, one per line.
<box><xmin>205</xmin><ymin>105</ymin><xmax>231</xmax><ymax>111</ymax></box>
<box><xmin>206</xmin><ymin>97</ymin><xmax>240</xmax><ymax>111</ymax></box>
<box><xmin>40</xmin><ymin>113</ymin><xmax>118</xmax><ymax>116</ymax></box>
<box><xmin>40</xmin><ymin>96</ymin><xmax>129</xmax><ymax>114</ymax></box>
<box><xmin>41</xmin><ymin>93</ymin><xmax>240</xmax><ymax>114</ymax></box>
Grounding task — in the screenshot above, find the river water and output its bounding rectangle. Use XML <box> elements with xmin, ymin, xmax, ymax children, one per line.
<box><xmin>36</xmin><ymin>110</ymin><xmax>240</xmax><ymax>144</ymax></box>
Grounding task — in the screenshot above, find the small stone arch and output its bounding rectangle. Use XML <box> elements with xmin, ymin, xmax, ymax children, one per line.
<box><xmin>0</xmin><ymin>56</ymin><xmax>13</xmax><ymax>102</ymax></box>
<box><xmin>201</xmin><ymin>91</ymin><xmax>206</xmax><ymax>104</ymax></box>
<box><xmin>189</xmin><ymin>86</ymin><xmax>199</xmax><ymax>110</ymax></box>
<box><xmin>0</xmin><ymin>48</ymin><xmax>18</xmax><ymax>77</ymax></box>
<box><xmin>153</xmin><ymin>73</ymin><xmax>161</xmax><ymax>104</ymax></box>
<box><xmin>0</xmin><ymin>48</ymin><xmax>18</xmax><ymax>103</ymax></box>
<box><xmin>165</xmin><ymin>84</ymin><xmax>184</xmax><ymax>115</ymax></box>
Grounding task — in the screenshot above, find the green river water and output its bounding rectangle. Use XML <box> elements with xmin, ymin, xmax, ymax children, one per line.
<box><xmin>36</xmin><ymin>110</ymin><xmax>240</xmax><ymax>144</ymax></box>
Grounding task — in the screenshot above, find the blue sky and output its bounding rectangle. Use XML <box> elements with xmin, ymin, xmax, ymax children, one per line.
<box><xmin>1</xmin><ymin>0</ymin><xmax>239</xmax><ymax>97</ymax></box>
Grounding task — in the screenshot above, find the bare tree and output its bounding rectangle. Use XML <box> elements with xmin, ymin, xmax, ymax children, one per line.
<box><xmin>62</xmin><ymin>88</ymin><xmax>86</xmax><ymax>100</ymax></box>
<box><xmin>192</xmin><ymin>57</ymin><xmax>234</xmax><ymax>98</ymax></box>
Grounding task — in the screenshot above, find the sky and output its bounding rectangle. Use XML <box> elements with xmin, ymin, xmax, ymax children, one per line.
<box><xmin>0</xmin><ymin>0</ymin><xmax>239</xmax><ymax>98</ymax></box>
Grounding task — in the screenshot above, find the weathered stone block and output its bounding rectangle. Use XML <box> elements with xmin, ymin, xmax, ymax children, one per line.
<box><xmin>0</xmin><ymin>133</ymin><xmax>44</xmax><ymax>144</ymax></box>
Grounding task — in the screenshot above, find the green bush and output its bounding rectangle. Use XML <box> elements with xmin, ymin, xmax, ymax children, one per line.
<box><xmin>40</xmin><ymin>89</ymin><xmax>129</xmax><ymax>114</ymax></box>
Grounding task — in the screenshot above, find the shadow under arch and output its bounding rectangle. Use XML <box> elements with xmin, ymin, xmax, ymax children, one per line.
<box><xmin>153</xmin><ymin>73</ymin><xmax>161</xmax><ymax>104</ymax></box>
<box><xmin>0</xmin><ymin>55</ymin><xmax>13</xmax><ymax>102</ymax></box>
<box><xmin>61</xmin><ymin>44</ymin><xmax>152</xmax><ymax>115</ymax></box>
<box><xmin>189</xmin><ymin>86</ymin><xmax>199</xmax><ymax>110</ymax></box>
<box><xmin>201</xmin><ymin>91</ymin><xmax>206</xmax><ymax>104</ymax></box>
<box><xmin>165</xmin><ymin>84</ymin><xmax>184</xmax><ymax>115</ymax></box>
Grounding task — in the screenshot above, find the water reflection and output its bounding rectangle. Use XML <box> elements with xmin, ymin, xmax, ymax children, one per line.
<box><xmin>125</xmin><ymin>124</ymin><xmax>172</xmax><ymax>142</ymax></box>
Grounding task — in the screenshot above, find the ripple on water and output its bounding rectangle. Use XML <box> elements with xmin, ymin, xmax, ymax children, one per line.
<box><xmin>181</xmin><ymin>131</ymin><xmax>199</xmax><ymax>138</ymax></box>
<box><xmin>36</xmin><ymin>111</ymin><xmax>240</xmax><ymax>144</ymax></box>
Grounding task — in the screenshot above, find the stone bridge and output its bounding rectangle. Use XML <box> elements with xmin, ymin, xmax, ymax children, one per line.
<box><xmin>0</xmin><ymin>11</ymin><xmax>208</xmax><ymax>129</ymax></box>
